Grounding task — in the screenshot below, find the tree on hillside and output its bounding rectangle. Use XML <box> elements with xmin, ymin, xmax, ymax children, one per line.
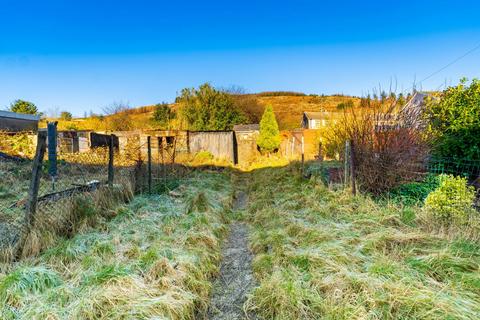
<box><xmin>9</xmin><ymin>99</ymin><xmax>38</xmax><ymax>115</ymax></box>
<box><xmin>152</xmin><ymin>103</ymin><xmax>176</xmax><ymax>129</ymax></box>
<box><xmin>177</xmin><ymin>83</ymin><xmax>246</xmax><ymax>131</ymax></box>
<box><xmin>231</xmin><ymin>94</ymin><xmax>263</xmax><ymax>123</ymax></box>
<box><xmin>257</xmin><ymin>105</ymin><xmax>280</xmax><ymax>154</ymax></box>
<box><xmin>425</xmin><ymin>78</ymin><xmax>480</xmax><ymax>162</ymax></box>
<box><xmin>337</xmin><ymin>100</ymin><xmax>354</xmax><ymax>110</ymax></box>
<box><xmin>60</xmin><ymin>111</ymin><xmax>73</xmax><ymax>121</ymax></box>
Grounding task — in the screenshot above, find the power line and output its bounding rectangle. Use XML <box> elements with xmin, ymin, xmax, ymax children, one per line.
<box><xmin>417</xmin><ymin>41</ymin><xmax>480</xmax><ymax>86</ymax></box>
<box><xmin>384</xmin><ymin>41</ymin><xmax>480</xmax><ymax>96</ymax></box>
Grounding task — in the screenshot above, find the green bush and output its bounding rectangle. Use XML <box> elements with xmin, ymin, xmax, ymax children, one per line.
<box><xmin>193</xmin><ymin>151</ymin><xmax>214</xmax><ymax>163</ymax></box>
<box><xmin>177</xmin><ymin>83</ymin><xmax>246</xmax><ymax>131</ymax></box>
<box><xmin>151</xmin><ymin>103</ymin><xmax>175</xmax><ymax>129</ymax></box>
<box><xmin>390</xmin><ymin>174</ymin><xmax>440</xmax><ymax>206</ymax></box>
<box><xmin>425</xmin><ymin>78</ymin><xmax>480</xmax><ymax>162</ymax></box>
<box><xmin>424</xmin><ymin>174</ymin><xmax>476</xmax><ymax>222</ymax></box>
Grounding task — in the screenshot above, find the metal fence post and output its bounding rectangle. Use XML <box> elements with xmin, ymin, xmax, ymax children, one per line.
<box><xmin>108</xmin><ymin>134</ymin><xmax>114</xmax><ymax>187</ymax></box>
<box><xmin>16</xmin><ymin>131</ymin><xmax>47</xmax><ymax>259</ymax></box>
<box><xmin>147</xmin><ymin>136</ymin><xmax>152</xmax><ymax>194</ymax></box>
<box><xmin>350</xmin><ymin>139</ymin><xmax>356</xmax><ymax>196</ymax></box>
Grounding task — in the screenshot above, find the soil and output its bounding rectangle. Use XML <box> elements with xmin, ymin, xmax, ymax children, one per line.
<box><xmin>205</xmin><ymin>190</ymin><xmax>257</xmax><ymax>320</ymax></box>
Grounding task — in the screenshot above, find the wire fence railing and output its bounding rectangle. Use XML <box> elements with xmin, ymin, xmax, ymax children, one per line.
<box><xmin>0</xmin><ymin>128</ymin><xmax>191</xmax><ymax>263</ymax></box>
<box><xmin>306</xmin><ymin>141</ymin><xmax>480</xmax><ymax>209</ymax></box>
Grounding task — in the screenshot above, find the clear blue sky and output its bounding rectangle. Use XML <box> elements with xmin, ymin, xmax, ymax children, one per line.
<box><xmin>1</xmin><ymin>0</ymin><xmax>480</xmax><ymax>116</ymax></box>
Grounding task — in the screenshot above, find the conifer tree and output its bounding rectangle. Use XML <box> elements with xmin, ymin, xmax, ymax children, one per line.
<box><xmin>257</xmin><ymin>105</ymin><xmax>280</xmax><ymax>153</ymax></box>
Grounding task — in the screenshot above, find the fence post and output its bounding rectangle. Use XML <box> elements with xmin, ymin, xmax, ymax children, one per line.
<box><xmin>301</xmin><ymin>135</ymin><xmax>305</xmax><ymax>176</ymax></box>
<box><xmin>108</xmin><ymin>134</ymin><xmax>114</xmax><ymax>187</ymax></box>
<box><xmin>344</xmin><ymin>140</ymin><xmax>350</xmax><ymax>186</ymax></box>
<box><xmin>291</xmin><ymin>136</ymin><xmax>295</xmax><ymax>157</ymax></box>
<box><xmin>47</xmin><ymin>122</ymin><xmax>57</xmax><ymax>191</ymax></box>
<box><xmin>16</xmin><ymin>131</ymin><xmax>47</xmax><ymax>259</ymax></box>
<box><xmin>147</xmin><ymin>136</ymin><xmax>152</xmax><ymax>194</ymax></box>
<box><xmin>350</xmin><ymin>139</ymin><xmax>356</xmax><ymax>196</ymax></box>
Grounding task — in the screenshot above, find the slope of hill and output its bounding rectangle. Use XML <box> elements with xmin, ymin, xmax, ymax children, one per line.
<box><xmin>42</xmin><ymin>94</ymin><xmax>360</xmax><ymax>131</ymax></box>
<box><xmin>256</xmin><ymin>95</ymin><xmax>360</xmax><ymax>129</ymax></box>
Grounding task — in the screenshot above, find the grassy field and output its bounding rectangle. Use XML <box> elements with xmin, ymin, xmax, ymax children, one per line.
<box><xmin>0</xmin><ymin>169</ymin><xmax>233</xmax><ymax>319</ymax></box>
<box><xmin>2</xmin><ymin>159</ymin><xmax>479</xmax><ymax>319</ymax></box>
<box><xmin>244</xmin><ymin>164</ymin><xmax>480</xmax><ymax>319</ymax></box>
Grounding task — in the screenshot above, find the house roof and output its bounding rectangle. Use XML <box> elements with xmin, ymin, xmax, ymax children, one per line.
<box><xmin>233</xmin><ymin>124</ymin><xmax>260</xmax><ymax>132</ymax></box>
<box><xmin>303</xmin><ymin>111</ymin><xmax>329</xmax><ymax>120</ymax></box>
<box><xmin>0</xmin><ymin>110</ymin><xmax>40</xmax><ymax>122</ymax></box>
<box><xmin>403</xmin><ymin>92</ymin><xmax>428</xmax><ymax>110</ymax></box>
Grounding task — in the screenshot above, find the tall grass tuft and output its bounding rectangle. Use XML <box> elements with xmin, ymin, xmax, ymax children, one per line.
<box><xmin>0</xmin><ymin>170</ymin><xmax>232</xmax><ymax>319</ymax></box>
<box><xmin>245</xmin><ymin>164</ymin><xmax>480</xmax><ymax>319</ymax></box>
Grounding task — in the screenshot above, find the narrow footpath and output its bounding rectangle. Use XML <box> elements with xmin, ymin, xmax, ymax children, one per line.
<box><xmin>206</xmin><ymin>187</ymin><xmax>257</xmax><ymax>320</ymax></box>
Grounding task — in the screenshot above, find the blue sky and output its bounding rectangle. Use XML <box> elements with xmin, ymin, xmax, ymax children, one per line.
<box><xmin>1</xmin><ymin>0</ymin><xmax>480</xmax><ymax>116</ymax></box>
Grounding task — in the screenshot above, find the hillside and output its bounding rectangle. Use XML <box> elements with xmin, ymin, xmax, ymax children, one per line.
<box><xmin>256</xmin><ymin>95</ymin><xmax>360</xmax><ymax>129</ymax></box>
<box><xmin>42</xmin><ymin>93</ymin><xmax>361</xmax><ymax>131</ymax></box>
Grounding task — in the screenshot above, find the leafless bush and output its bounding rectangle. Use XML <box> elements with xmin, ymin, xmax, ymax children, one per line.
<box><xmin>326</xmin><ymin>97</ymin><xmax>430</xmax><ymax>194</ymax></box>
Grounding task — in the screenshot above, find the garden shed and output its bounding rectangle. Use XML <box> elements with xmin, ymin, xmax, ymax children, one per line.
<box><xmin>0</xmin><ymin>110</ymin><xmax>40</xmax><ymax>132</ymax></box>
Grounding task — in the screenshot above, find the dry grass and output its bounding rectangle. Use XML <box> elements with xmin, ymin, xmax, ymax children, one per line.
<box><xmin>243</xmin><ymin>164</ymin><xmax>480</xmax><ymax>319</ymax></box>
<box><xmin>256</xmin><ymin>95</ymin><xmax>361</xmax><ymax>129</ymax></box>
<box><xmin>0</xmin><ymin>170</ymin><xmax>232</xmax><ymax>319</ymax></box>
<box><xmin>42</xmin><ymin>94</ymin><xmax>361</xmax><ymax>131</ymax></box>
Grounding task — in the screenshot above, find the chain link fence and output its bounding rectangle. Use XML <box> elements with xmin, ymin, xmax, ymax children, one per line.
<box><xmin>0</xmin><ymin>127</ymin><xmax>191</xmax><ymax>262</ymax></box>
<box><xmin>306</xmin><ymin>140</ymin><xmax>480</xmax><ymax>209</ymax></box>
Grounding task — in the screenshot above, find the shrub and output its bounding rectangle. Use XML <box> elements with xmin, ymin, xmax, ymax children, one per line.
<box><xmin>336</xmin><ymin>100</ymin><xmax>354</xmax><ymax>110</ymax></box>
<box><xmin>257</xmin><ymin>105</ymin><xmax>280</xmax><ymax>154</ymax></box>
<box><xmin>425</xmin><ymin>78</ymin><xmax>480</xmax><ymax>162</ymax></box>
<box><xmin>151</xmin><ymin>103</ymin><xmax>175</xmax><ymax>129</ymax></box>
<box><xmin>324</xmin><ymin>103</ymin><xmax>429</xmax><ymax>194</ymax></box>
<box><xmin>390</xmin><ymin>174</ymin><xmax>440</xmax><ymax>205</ymax></box>
<box><xmin>60</xmin><ymin>111</ymin><xmax>73</xmax><ymax>121</ymax></box>
<box><xmin>257</xmin><ymin>91</ymin><xmax>306</xmax><ymax>97</ymax></box>
<box><xmin>424</xmin><ymin>174</ymin><xmax>476</xmax><ymax>222</ymax></box>
<box><xmin>193</xmin><ymin>151</ymin><xmax>214</xmax><ymax>163</ymax></box>
<box><xmin>177</xmin><ymin>83</ymin><xmax>246</xmax><ymax>131</ymax></box>
<box><xmin>0</xmin><ymin>132</ymin><xmax>34</xmax><ymax>157</ymax></box>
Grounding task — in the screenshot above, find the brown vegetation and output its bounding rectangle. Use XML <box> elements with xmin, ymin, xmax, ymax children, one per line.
<box><xmin>41</xmin><ymin>93</ymin><xmax>362</xmax><ymax>131</ymax></box>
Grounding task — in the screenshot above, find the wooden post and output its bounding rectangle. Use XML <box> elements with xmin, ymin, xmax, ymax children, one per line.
<box><xmin>147</xmin><ymin>136</ymin><xmax>152</xmax><ymax>194</ymax></box>
<box><xmin>350</xmin><ymin>139</ymin><xmax>356</xmax><ymax>196</ymax></box>
<box><xmin>344</xmin><ymin>140</ymin><xmax>350</xmax><ymax>186</ymax></box>
<box><xmin>301</xmin><ymin>135</ymin><xmax>305</xmax><ymax>176</ymax></box>
<box><xmin>108</xmin><ymin>134</ymin><xmax>114</xmax><ymax>187</ymax></box>
<box><xmin>291</xmin><ymin>136</ymin><xmax>295</xmax><ymax>157</ymax></box>
<box><xmin>47</xmin><ymin>122</ymin><xmax>58</xmax><ymax>191</ymax></box>
<box><xmin>17</xmin><ymin>131</ymin><xmax>47</xmax><ymax>259</ymax></box>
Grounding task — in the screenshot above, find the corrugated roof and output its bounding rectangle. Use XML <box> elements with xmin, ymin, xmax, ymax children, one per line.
<box><xmin>0</xmin><ymin>110</ymin><xmax>40</xmax><ymax>121</ymax></box>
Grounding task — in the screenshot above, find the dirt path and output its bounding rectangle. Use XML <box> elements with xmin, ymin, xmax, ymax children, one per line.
<box><xmin>206</xmin><ymin>190</ymin><xmax>256</xmax><ymax>320</ymax></box>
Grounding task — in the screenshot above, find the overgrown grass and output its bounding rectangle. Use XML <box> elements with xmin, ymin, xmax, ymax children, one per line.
<box><xmin>0</xmin><ymin>170</ymin><xmax>233</xmax><ymax>319</ymax></box>
<box><xmin>244</xmin><ymin>164</ymin><xmax>480</xmax><ymax>319</ymax></box>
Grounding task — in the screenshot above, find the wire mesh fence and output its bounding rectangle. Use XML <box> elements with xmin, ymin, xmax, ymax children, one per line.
<box><xmin>307</xmin><ymin>140</ymin><xmax>479</xmax><ymax>210</ymax></box>
<box><xmin>0</xmin><ymin>128</ymin><xmax>192</xmax><ymax>262</ymax></box>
